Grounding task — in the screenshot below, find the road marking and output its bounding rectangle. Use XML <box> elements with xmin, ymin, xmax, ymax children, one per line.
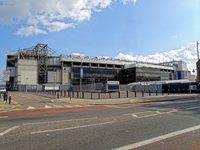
<box><xmin>0</xmin><ymin>116</ymin><xmax>8</xmax><ymax>119</ymax></box>
<box><xmin>31</xmin><ymin>121</ymin><xmax>115</xmax><ymax>135</ymax></box>
<box><xmin>27</xmin><ymin>106</ymin><xmax>35</xmax><ymax>110</ymax></box>
<box><xmin>113</xmin><ymin>124</ymin><xmax>200</xmax><ymax>150</ymax></box>
<box><xmin>48</xmin><ymin>103</ymin><xmax>62</xmax><ymax>108</ymax></box>
<box><xmin>64</xmin><ymin>105</ymin><xmax>73</xmax><ymax>108</ymax></box>
<box><xmin>185</xmin><ymin>106</ymin><xmax>200</xmax><ymax>110</ymax></box>
<box><xmin>23</xmin><ymin>117</ymin><xmax>98</xmax><ymax>126</ymax></box>
<box><xmin>0</xmin><ymin>126</ymin><xmax>20</xmax><ymax>136</ymax></box>
<box><xmin>134</xmin><ymin>111</ymin><xmax>155</xmax><ymax>114</ymax></box>
<box><xmin>130</xmin><ymin>109</ymin><xmax>177</xmax><ymax>119</ymax></box>
<box><xmin>131</xmin><ymin>114</ymin><xmax>138</xmax><ymax>118</ymax></box>
<box><xmin>45</xmin><ymin>105</ymin><xmax>52</xmax><ymax>108</ymax></box>
<box><xmin>136</xmin><ymin>113</ymin><xmax>159</xmax><ymax>118</ymax></box>
<box><xmin>155</xmin><ymin>111</ymin><xmax>162</xmax><ymax>114</ymax></box>
<box><xmin>73</xmin><ymin>105</ymin><xmax>82</xmax><ymax>107</ymax></box>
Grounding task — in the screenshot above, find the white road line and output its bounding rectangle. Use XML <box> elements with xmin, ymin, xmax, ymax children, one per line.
<box><xmin>27</xmin><ymin>106</ymin><xmax>35</xmax><ymax>110</ymax></box>
<box><xmin>0</xmin><ymin>126</ymin><xmax>20</xmax><ymax>136</ymax></box>
<box><xmin>31</xmin><ymin>121</ymin><xmax>115</xmax><ymax>134</ymax></box>
<box><xmin>64</xmin><ymin>105</ymin><xmax>73</xmax><ymax>108</ymax></box>
<box><xmin>48</xmin><ymin>103</ymin><xmax>62</xmax><ymax>108</ymax></box>
<box><xmin>45</xmin><ymin>105</ymin><xmax>52</xmax><ymax>108</ymax></box>
<box><xmin>134</xmin><ymin>111</ymin><xmax>155</xmax><ymax>114</ymax></box>
<box><xmin>131</xmin><ymin>114</ymin><xmax>138</xmax><ymax>118</ymax></box>
<box><xmin>23</xmin><ymin>117</ymin><xmax>98</xmax><ymax>126</ymax></box>
<box><xmin>185</xmin><ymin>106</ymin><xmax>200</xmax><ymax>110</ymax></box>
<box><xmin>155</xmin><ymin>111</ymin><xmax>162</xmax><ymax>114</ymax></box>
<box><xmin>0</xmin><ymin>116</ymin><xmax>8</xmax><ymax>119</ymax></box>
<box><xmin>131</xmin><ymin>110</ymin><xmax>177</xmax><ymax>119</ymax></box>
<box><xmin>113</xmin><ymin>124</ymin><xmax>200</xmax><ymax>150</ymax></box>
<box><xmin>137</xmin><ymin>114</ymin><xmax>159</xmax><ymax>118</ymax></box>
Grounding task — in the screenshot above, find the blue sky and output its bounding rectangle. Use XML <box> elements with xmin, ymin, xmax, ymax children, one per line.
<box><xmin>0</xmin><ymin>0</ymin><xmax>200</xmax><ymax>75</ymax></box>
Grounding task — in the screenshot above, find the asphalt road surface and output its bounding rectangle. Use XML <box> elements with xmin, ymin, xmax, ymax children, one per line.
<box><xmin>1</xmin><ymin>96</ymin><xmax>200</xmax><ymax>150</ymax></box>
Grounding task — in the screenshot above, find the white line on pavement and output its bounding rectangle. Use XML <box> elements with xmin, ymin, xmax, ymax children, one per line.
<box><xmin>134</xmin><ymin>111</ymin><xmax>155</xmax><ymax>114</ymax></box>
<box><xmin>136</xmin><ymin>113</ymin><xmax>159</xmax><ymax>118</ymax></box>
<box><xmin>130</xmin><ymin>109</ymin><xmax>177</xmax><ymax>119</ymax></box>
<box><xmin>31</xmin><ymin>121</ymin><xmax>115</xmax><ymax>135</ymax></box>
<box><xmin>23</xmin><ymin>117</ymin><xmax>98</xmax><ymax>126</ymax></box>
<box><xmin>131</xmin><ymin>114</ymin><xmax>138</xmax><ymax>118</ymax></box>
<box><xmin>45</xmin><ymin>105</ymin><xmax>52</xmax><ymax>108</ymax></box>
<box><xmin>0</xmin><ymin>126</ymin><xmax>20</xmax><ymax>136</ymax></box>
<box><xmin>113</xmin><ymin>124</ymin><xmax>200</xmax><ymax>150</ymax></box>
<box><xmin>27</xmin><ymin>106</ymin><xmax>35</xmax><ymax>110</ymax></box>
<box><xmin>185</xmin><ymin>106</ymin><xmax>200</xmax><ymax>110</ymax></box>
<box><xmin>0</xmin><ymin>116</ymin><xmax>8</xmax><ymax>119</ymax></box>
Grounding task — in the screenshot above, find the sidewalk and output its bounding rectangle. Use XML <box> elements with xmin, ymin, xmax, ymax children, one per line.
<box><xmin>60</xmin><ymin>94</ymin><xmax>199</xmax><ymax>105</ymax></box>
<box><xmin>0</xmin><ymin>99</ymin><xmax>21</xmax><ymax>112</ymax></box>
<box><xmin>0</xmin><ymin>93</ymin><xmax>199</xmax><ymax>113</ymax></box>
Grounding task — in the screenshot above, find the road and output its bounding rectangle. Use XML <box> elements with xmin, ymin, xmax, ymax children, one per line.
<box><xmin>0</xmin><ymin>96</ymin><xmax>200</xmax><ymax>150</ymax></box>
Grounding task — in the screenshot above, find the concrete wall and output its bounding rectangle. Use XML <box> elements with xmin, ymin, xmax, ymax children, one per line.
<box><xmin>47</xmin><ymin>69</ymin><xmax>61</xmax><ymax>83</ymax></box>
<box><xmin>62</xmin><ymin>67</ymin><xmax>71</xmax><ymax>84</ymax></box>
<box><xmin>16</xmin><ymin>59</ymin><xmax>38</xmax><ymax>85</ymax></box>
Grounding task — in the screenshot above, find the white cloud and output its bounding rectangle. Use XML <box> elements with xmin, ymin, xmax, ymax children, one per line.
<box><xmin>71</xmin><ymin>52</ymin><xmax>85</xmax><ymax>57</ymax></box>
<box><xmin>115</xmin><ymin>42</ymin><xmax>198</xmax><ymax>73</ymax></box>
<box><xmin>15</xmin><ymin>25</ymin><xmax>47</xmax><ymax>36</ymax></box>
<box><xmin>122</xmin><ymin>0</ymin><xmax>137</xmax><ymax>5</ymax></box>
<box><xmin>46</xmin><ymin>22</ymin><xmax>74</xmax><ymax>32</ymax></box>
<box><xmin>0</xmin><ymin>0</ymin><xmax>134</xmax><ymax>36</ymax></box>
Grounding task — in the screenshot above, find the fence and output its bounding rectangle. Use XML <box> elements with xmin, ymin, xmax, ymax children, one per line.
<box><xmin>39</xmin><ymin>90</ymin><xmax>165</xmax><ymax>100</ymax></box>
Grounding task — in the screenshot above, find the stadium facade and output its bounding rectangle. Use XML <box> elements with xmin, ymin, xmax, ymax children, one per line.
<box><xmin>6</xmin><ymin>44</ymin><xmax>194</xmax><ymax>90</ymax></box>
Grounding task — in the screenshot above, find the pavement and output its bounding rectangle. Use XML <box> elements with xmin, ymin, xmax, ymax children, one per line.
<box><xmin>0</xmin><ymin>96</ymin><xmax>200</xmax><ymax>150</ymax></box>
<box><xmin>0</xmin><ymin>92</ymin><xmax>199</xmax><ymax>113</ymax></box>
<box><xmin>62</xmin><ymin>94</ymin><xmax>199</xmax><ymax>105</ymax></box>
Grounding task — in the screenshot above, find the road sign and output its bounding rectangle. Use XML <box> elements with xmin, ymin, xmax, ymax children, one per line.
<box><xmin>3</xmin><ymin>70</ymin><xmax>10</xmax><ymax>82</ymax></box>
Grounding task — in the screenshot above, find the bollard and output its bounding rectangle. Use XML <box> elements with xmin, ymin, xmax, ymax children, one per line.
<box><xmin>77</xmin><ymin>91</ymin><xmax>79</xmax><ymax>98</ymax></box>
<box><xmin>57</xmin><ymin>93</ymin><xmax>60</xmax><ymax>99</ymax></box>
<box><xmin>82</xmin><ymin>92</ymin><xmax>84</xmax><ymax>99</ymax></box>
<box><xmin>109</xmin><ymin>93</ymin><xmax>111</xmax><ymax>99</ymax></box>
<box><xmin>64</xmin><ymin>91</ymin><xmax>66</xmax><ymax>97</ymax></box>
<box><xmin>70</xmin><ymin>91</ymin><xmax>71</xmax><ymax>101</ymax></box>
<box><xmin>134</xmin><ymin>91</ymin><xmax>136</xmax><ymax>97</ymax></box>
<box><xmin>3</xmin><ymin>93</ymin><xmax>6</xmax><ymax>101</ymax></box>
<box><xmin>68</xmin><ymin>91</ymin><xmax>70</xmax><ymax>97</ymax></box>
<box><xmin>126</xmin><ymin>91</ymin><xmax>129</xmax><ymax>98</ymax></box>
<box><xmin>8</xmin><ymin>96</ymin><xmax>11</xmax><ymax>104</ymax></box>
<box><xmin>98</xmin><ymin>92</ymin><xmax>100</xmax><ymax>99</ymax></box>
<box><xmin>118</xmin><ymin>91</ymin><xmax>120</xmax><ymax>98</ymax></box>
<box><xmin>149</xmin><ymin>90</ymin><xmax>151</xmax><ymax>96</ymax></box>
<box><xmin>5</xmin><ymin>92</ymin><xmax>8</xmax><ymax>103</ymax></box>
<box><xmin>168</xmin><ymin>89</ymin><xmax>169</xmax><ymax>95</ymax></box>
<box><xmin>156</xmin><ymin>90</ymin><xmax>158</xmax><ymax>96</ymax></box>
<box><xmin>142</xmin><ymin>91</ymin><xmax>144</xmax><ymax>97</ymax></box>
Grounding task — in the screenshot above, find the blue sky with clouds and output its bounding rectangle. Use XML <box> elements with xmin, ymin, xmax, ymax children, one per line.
<box><xmin>0</xmin><ymin>0</ymin><xmax>200</xmax><ymax>75</ymax></box>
